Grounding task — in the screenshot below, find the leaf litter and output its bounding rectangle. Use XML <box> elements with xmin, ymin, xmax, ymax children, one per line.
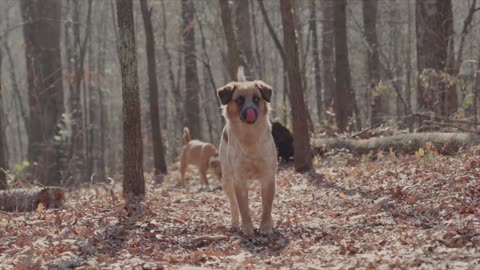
<box><xmin>1</xmin><ymin>147</ymin><xmax>479</xmax><ymax>269</ymax></box>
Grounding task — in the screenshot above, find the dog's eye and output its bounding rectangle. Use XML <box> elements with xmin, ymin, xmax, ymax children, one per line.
<box><xmin>235</xmin><ymin>96</ymin><xmax>245</xmax><ymax>104</ymax></box>
<box><xmin>253</xmin><ymin>96</ymin><xmax>260</xmax><ymax>103</ymax></box>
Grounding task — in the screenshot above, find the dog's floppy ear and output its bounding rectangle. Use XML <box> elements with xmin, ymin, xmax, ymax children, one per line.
<box><xmin>255</xmin><ymin>80</ymin><xmax>273</xmax><ymax>103</ymax></box>
<box><xmin>217</xmin><ymin>82</ymin><xmax>236</xmax><ymax>105</ymax></box>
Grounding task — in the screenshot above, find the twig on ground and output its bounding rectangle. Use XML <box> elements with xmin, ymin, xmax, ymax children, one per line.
<box><xmin>192</xmin><ymin>235</ymin><xmax>228</xmax><ymax>243</ymax></box>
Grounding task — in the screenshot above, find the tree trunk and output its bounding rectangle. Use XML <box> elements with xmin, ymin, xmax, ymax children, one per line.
<box><xmin>116</xmin><ymin>0</ymin><xmax>145</xmax><ymax>198</ymax></box>
<box><xmin>20</xmin><ymin>0</ymin><xmax>65</xmax><ymax>186</ymax></box>
<box><xmin>309</xmin><ymin>0</ymin><xmax>323</xmax><ymax>122</ymax></box>
<box><xmin>140</xmin><ymin>0</ymin><xmax>167</xmax><ymax>175</ymax></box>
<box><xmin>280</xmin><ymin>0</ymin><xmax>313</xmax><ymax>172</ymax></box>
<box><xmin>234</xmin><ymin>0</ymin><xmax>256</xmax><ymax>79</ymax></box>
<box><xmin>321</xmin><ymin>0</ymin><xmax>335</xmax><ymax>112</ymax></box>
<box><xmin>182</xmin><ymin>0</ymin><xmax>202</xmax><ymax>140</ymax></box>
<box><xmin>313</xmin><ymin>132</ymin><xmax>480</xmax><ymax>156</ymax></box>
<box><xmin>160</xmin><ymin>0</ymin><xmax>181</xmax><ymax>156</ymax></box>
<box><xmin>362</xmin><ymin>0</ymin><xmax>381</xmax><ymax>126</ymax></box>
<box><xmin>219</xmin><ymin>0</ymin><xmax>240</xmax><ymax>81</ymax></box>
<box><xmin>0</xmin><ymin>187</ymin><xmax>64</xmax><ymax>212</ymax></box>
<box><xmin>0</xmin><ymin>65</ymin><xmax>7</xmax><ymax>190</ymax></box>
<box><xmin>334</xmin><ymin>0</ymin><xmax>355</xmax><ymax>131</ymax></box>
<box><xmin>416</xmin><ymin>0</ymin><xmax>457</xmax><ymax>116</ymax></box>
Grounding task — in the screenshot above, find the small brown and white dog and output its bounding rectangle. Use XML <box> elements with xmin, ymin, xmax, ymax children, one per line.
<box><xmin>217</xmin><ymin>79</ymin><xmax>278</xmax><ymax>236</ymax></box>
<box><xmin>179</xmin><ymin>127</ymin><xmax>222</xmax><ymax>188</ymax></box>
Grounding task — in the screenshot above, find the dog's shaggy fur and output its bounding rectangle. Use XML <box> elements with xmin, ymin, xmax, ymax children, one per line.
<box><xmin>179</xmin><ymin>127</ymin><xmax>221</xmax><ymax>187</ymax></box>
<box><xmin>271</xmin><ymin>121</ymin><xmax>294</xmax><ymax>162</ymax></box>
<box><xmin>217</xmin><ymin>80</ymin><xmax>278</xmax><ymax>236</ymax></box>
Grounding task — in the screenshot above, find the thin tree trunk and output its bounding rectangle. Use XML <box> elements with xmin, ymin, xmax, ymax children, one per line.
<box><xmin>160</xmin><ymin>0</ymin><xmax>181</xmax><ymax>155</ymax></box>
<box><xmin>182</xmin><ymin>0</ymin><xmax>202</xmax><ymax>140</ymax></box>
<box><xmin>116</xmin><ymin>0</ymin><xmax>145</xmax><ymax>198</ymax></box>
<box><xmin>20</xmin><ymin>0</ymin><xmax>65</xmax><ymax>186</ymax></box>
<box><xmin>219</xmin><ymin>0</ymin><xmax>240</xmax><ymax>81</ymax></box>
<box><xmin>0</xmin><ymin>57</ymin><xmax>7</xmax><ymax>190</ymax></box>
<box><xmin>321</xmin><ymin>0</ymin><xmax>335</xmax><ymax>112</ymax></box>
<box><xmin>251</xmin><ymin>0</ymin><xmax>264</xmax><ymax>79</ymax></box>
<box><xmin>310</xmin><ymin>0</ymin><xmax>323</xmax><ymax>122</ymax></box>
<box><xmin>362</xmin><ymin>0</ymin><xmax>381</xmax><ymax>126</ymax></box>
<box><xmin>3</xmin><ymin>43</ymin><xmax>26</xmax><ymax>160</ymax></box>
<box><xmin>416</xmin><ymin>0</ymin><xmax>456</xmax><ymax>116</ymax></box>
<box><xmin>234</xmin><ymin>0</ymin><xmax>255</xmax><ymax>79</ymax></box>
<box><xmin>280</xmin><ymin>0</ymin><xmax>313</xmax><ymax>172</ymax></box>
<box><xmin>96</xmin><ymin>20</ymin><xmax>107</xmax><ymax>183</ymax></box>
<box><xmin>140</xmin><ymin>0</ymin><xmax>167</xmax><ymax>175</ymax></box>
<box><xmin>334</xmin><ymin>0</ymin><xmax>355</xmax><ymax>131</ymax></box>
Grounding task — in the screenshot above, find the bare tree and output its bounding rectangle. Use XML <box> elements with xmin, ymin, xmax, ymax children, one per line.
<box><xmin>20</xmin><ymin>0</ymin><xmax>65</xmax><ymax>185</ymax></box>
<box><xmin>219</xmin><ymin>0</ymin><xmax>240</xmax><ymax>81</ymax></box>
<box><xmin>416</xmin><ymin>0</ymin><xmax>457</xmax><ymax>116</ymax></box>
<box><xmin>0</xmin><ymin>65</ymin><xmax>7</xmax><ymax>190</ymax></box>
<box><xmin>321</xmin><ymin>0</ymin><xmax>335</xmax><ymax>112</ymax></box>
<box><xmin>334</xmin><ymin>0</ymin><xmax>356</xmax><ymax>131</ymax></box>
<box><xmin>140</xmin><ymin>0</ymin><xmax>167</xmax><ymax>175</ymax></box>
<box><xmin>309</xmin><ymin>0</ymin><xmax>322</xmax><ymax>122</ymax></box>
<box><xmin>280</xmin><ymin>0</ymin><xmax>312</xmax><ymax>172</ymax></box>
<box><xmin>182</xmin><ymin>0</ymin><xmax>202</xmax><ymax>140</ymax></box>
<box><xmin>234</xmin><ymin>0</ymin><xmax>255</xmax><ymax>79</ymax></box>
<box><xmin>116</xmin><ymin>0</ymin><xmax>145</xmax><ymax>197</ymax></box>
<box><xmin>362</xmin><ymin>0</ymin><xmax>381</xmax><ymax>126</ymax></box>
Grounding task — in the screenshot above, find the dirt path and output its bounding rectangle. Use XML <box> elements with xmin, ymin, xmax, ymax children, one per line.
<box><xmin>1</xmin><ymin>149</ymin><xmax>479</xmax><ymax>269</ymax></box>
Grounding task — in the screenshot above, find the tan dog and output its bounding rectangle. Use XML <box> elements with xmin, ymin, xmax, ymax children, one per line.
<box><xmin>217</xmin><ymin>80</ymin><xmax>278</xmax><ymax>236</ymax></box>
<box><xmin>179</xmin><ymin>127</ymin><xmax>221</xmax><ymax>188</ymax></box>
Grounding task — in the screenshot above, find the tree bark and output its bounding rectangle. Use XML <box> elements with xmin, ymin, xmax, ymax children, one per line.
<box><xmin>416</xmin><ymin>0</ymin><xmax>457</xmax><ymax>116</ymax></box>
<box><xmin>234</xmin><ymin>0</ymin><xmax>256</xmax><ymax>79</ymax></box>
<box><xmin>362</xmin><ymin>0</ymin><xmax>381</xmax><ymax>126</ymax></box>
<box><xmin>313</xmin><ymin>132</ymin><xmax>480</xmax><ymax>156</ymax></box>
<box><xmin>0</xmin><ymin>187</ymin><xmax>64</xmax><ymax>212</ymax></box>
<box><xmin>280</xmin><ymin>0</ymin><xmax>313</xmax><ymax>172</ymax></box>
<box><xmin>321</xmin><ymin>0</ymin><xmax>335</xmax><ymax>112</ymax></box>
<box><xmin>309</xmin><ymin>0</ymin><xmax>323</xmax><ymax>122</ymax></box>
<box><xmin>20</xmin><ymin>0</ymin><xmax>65</xmax><ymax>186</ymax></box>
<box><xmin>182</xmin><ymin>0</ymin><xmax>202</xmax><ymax>140</ymax></box>
<box><xmin>116</xmin><ymin>0</ymin><xmax>145</xmax><ymax>198</ymax></box>
<box><xmin>219</xmin><ymin>0</ymin><xmax>240</xmax><ymax>81</ymax></box>
<box><xmin>140</xmin><ymin>0</ymin><xmax>167</xmax><ymax>175</ymax></box>
<box><xmin>0</xmin><ymin>66</ymin><xmax>7</xmax><ymax>190</ymax></box>
<box><xmin>334</xmin><ymin>0</ymin><xmax>355</xmax><ymax>131</ymax></box>
<box><xmin>160</xmin><ymin>0</ymin><xmax>181</xmax><ymax>156</ymax></box>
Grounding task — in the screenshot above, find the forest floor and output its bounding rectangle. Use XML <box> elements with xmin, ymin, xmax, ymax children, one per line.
<box><xmin>1</xmin><ymin>146</ymin><xmax>480</xmax><ymax>269</ymax></box>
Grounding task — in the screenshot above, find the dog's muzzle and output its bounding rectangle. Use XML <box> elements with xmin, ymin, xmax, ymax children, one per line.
<box><xmin>241</xmin><ymin>107</ymin><xmax>258</xmax><ymax>124</ymax></box>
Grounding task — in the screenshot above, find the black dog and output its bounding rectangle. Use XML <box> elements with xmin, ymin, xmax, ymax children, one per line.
<box><xmin>271</xmin><ymin>121</ymin><xmax>294</xmax><ymax>162</ymax></box>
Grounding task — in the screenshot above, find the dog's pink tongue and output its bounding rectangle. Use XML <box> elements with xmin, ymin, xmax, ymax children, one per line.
<box><xmin>246</xmin><ymin>108</ymin><xmax>257</xmax><ymax>123</ymax></box>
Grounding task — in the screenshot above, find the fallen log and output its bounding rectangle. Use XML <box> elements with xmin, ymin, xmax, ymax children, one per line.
<box><xmin>313</xmin><ymin>132</ymin><xmax>480</xmax><ymax>156</ymax></box>
<box><xmin>0</xmin><ymin>187</ymin><xmax>64</xmax><ymax>212</ymax></box>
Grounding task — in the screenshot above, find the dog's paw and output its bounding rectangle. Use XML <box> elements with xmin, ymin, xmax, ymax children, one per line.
<box><xmin>259</xmin><ymin>218</ymin><xmax>273</xmax><ymax>235</ymax></box>
<box><xmin>241</xmin><ymin>223</ymin><xmax>255</xmax><ymax>236</ymax></box>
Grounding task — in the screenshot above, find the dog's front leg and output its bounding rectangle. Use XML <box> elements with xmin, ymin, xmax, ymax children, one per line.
<box><xmin>233</xmin><ymin>181</ymin><xmax>254</xmax><ymax>236</ymax></box>
<box><xmin>259</xmin><ymin>176</ymin><xmax>275</xmax><ymax>235</ymax></box>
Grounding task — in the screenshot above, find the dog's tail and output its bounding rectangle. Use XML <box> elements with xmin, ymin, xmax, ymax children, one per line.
<box><xmin>237</xmin><ymin>65</ymin><xmax>246</xmax><ymax>82</ymax></box>
<box><xmin>183</xmin><ymin>127</ymin><xmax>191</xmax><ymax>145</ymax></box>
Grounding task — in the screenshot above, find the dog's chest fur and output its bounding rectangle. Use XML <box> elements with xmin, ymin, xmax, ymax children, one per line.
<box><xmin>224</xmin><ymin>125</ymin><xmax>277</xmax><ymax>180</ymax></box>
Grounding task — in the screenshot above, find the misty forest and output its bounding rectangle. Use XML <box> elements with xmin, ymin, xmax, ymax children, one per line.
<box><xmin>1</xmin><ymin>0</ymin><xmax>480</xmax><ymax>268</ymax></box>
